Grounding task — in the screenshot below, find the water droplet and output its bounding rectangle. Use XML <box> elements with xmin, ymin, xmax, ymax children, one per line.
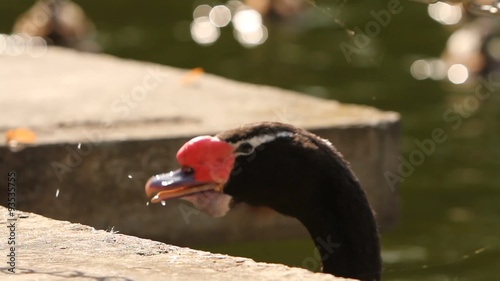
<box><xmin>146</xmin><ymin>201</ymin><xmax>150</xmax><ymax>206</ymax></box>
<box><xmin>161</xmin><ymin>180</ymin><xmax>173</xmax><ymax>186</ymax></box>
<box><xmin>127</xmin><ymin>174</ymin><xmax>133</xmax><ymax>179</ymax></box>
<box><xmin>55</xmin><ymin>189</ymin><xmax>60</xmax><ymax>198</ymax></box>
<box><xmin>77</xmin><ymin>143</ymin><xmax>82</xmax><ymax>149</ymax></box>
<box><xmin>161</xmin><ymin>201</ymin><xmax>167</xmax><ymax>206</ymax></box>
<box><xmin>475</xmin><ymin>248</ymin><xmax>485</xmax><ymax>254</ymax></box>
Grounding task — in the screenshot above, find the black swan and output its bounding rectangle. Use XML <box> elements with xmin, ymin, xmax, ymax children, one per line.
<box><xmin>145</xmin><ymin>122</ymin><xmax>381</xmax><ymax>281</ymax></box>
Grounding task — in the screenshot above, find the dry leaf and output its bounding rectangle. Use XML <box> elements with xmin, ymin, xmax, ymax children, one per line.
<box><xmin>181</xmin><ymin>67</ymin><xmax>204</xmax><ymax>85</ymax></box>
<box><xmin>6</xmin><ymin>128</ymin><xmax>36</xmax><ymax>144</ymax></box>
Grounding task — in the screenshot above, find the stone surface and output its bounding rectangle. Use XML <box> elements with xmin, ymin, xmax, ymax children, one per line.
<box><xmin>0</xmin><ymin>47</ymin><xmax>400</xmax><ymax>246</ymax></box>
<box><xmin>0</xmin><ymin>206</ymin><xmax>353</xmax><ymax>281</ymax></box>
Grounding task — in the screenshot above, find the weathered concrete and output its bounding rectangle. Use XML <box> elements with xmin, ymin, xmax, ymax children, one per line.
<box><xmin>0</xmin><ymin>47</ymin><xmax>399</xmax><ymax>246</ymax></box>
<box><xmin>0</xmin><ymin>206</ymin><xmax>352</xmax><ymax>280</ymax></box>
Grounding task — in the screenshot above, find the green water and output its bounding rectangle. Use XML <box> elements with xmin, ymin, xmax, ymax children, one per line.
<box><xmin>2</xmin><ymin>1</ymin><xmax>499</xmax><ymax>280</ymax></box>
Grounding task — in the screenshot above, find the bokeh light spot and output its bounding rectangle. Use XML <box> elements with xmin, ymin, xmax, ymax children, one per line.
<box><xmin>410</xmin><ymin>60</ymin><xmax>432</xmax><ymax>80</ymax></box>
<box><xmin>232</xmin><ymin>8</ymin><xmax>262</xmax><ymax>33</ymax></box>
<box><xmin>209</xmin><ymin>5</ymin><xmax>232</xmax><ymax>27</ymax></box>
<box><xmin>447</xmin><ymin>64</ymin><xmax>469</xmax><ymax>84</ymax></box>
<box><xmin>191</xmin><ymin>17</ymin><xmax>220</xmax><ymax>45</ymax></box>
<box><xmin>428</xmin><ymin>2</ymin><xmax>462</xmax><ymax>25</ymax></box>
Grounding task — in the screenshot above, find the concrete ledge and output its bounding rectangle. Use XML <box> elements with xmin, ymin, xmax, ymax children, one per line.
<box><xmin>0</xmin><ymin>206</ymin><xmax>352</xmax><ymax>281</ymax></box>
<box><xmin>0</xmin><ymin>47</ymin><xmax>399</xmax><ymax>246</ymax></box>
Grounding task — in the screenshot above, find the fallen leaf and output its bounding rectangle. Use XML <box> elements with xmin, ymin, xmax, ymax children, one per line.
<box><xmin>181</xmin><ymin>67</ymin><xmax>204</xmax><ymax>85</ymax></box>
<box><xmin>6</xmin><ymin>128</ymin><xmax>36</xmax><ymax>144</ymax></box>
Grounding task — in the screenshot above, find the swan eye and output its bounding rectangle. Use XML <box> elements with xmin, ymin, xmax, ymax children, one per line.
<box><xmin>236</xmin><ymin>142</ymin><xmax>254</xmax><ymax>154</ymax></box>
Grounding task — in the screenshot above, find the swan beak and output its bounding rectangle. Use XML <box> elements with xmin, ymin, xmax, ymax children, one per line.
<box><xmin>145</xmin><ymin>169</ymin><xmax>220</xmax><ymax>203</ymax></box>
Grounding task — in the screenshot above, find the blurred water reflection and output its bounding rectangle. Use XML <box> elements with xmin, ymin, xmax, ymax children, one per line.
<box><xmin>409</xmin><ymin>2</ymin><xmax>500</xmax><ymax>88</ymax></box>
<box><xmin>11</xmin><ymin>0</ymin><xmax>99</xmax><ymax>52</ymax></box>
<box><xmin>466</xmin><ymin>0</ymin><xmax>500</xmax><ymax>17</ymax></box>
<box><xmin>189</xmin><ymin>1</ymin><xmax>267</xmax><ymax>47</ymax></box>
<box><xmin>428</xmin><ymin>2</ymin><xmax>463</xmax><ymax>25</ymax></box>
